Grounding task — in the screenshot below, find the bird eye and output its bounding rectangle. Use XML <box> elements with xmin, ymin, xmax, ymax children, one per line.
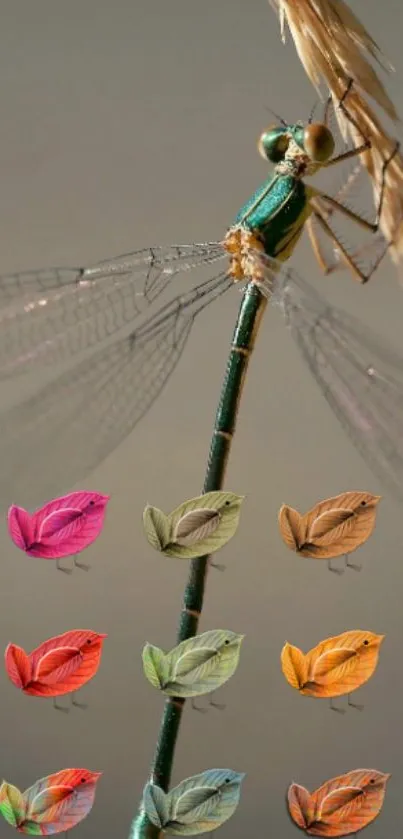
<box><xmin>360</xmin><ymin>500</ymin><xmax>367</xmax><ymax>506</ymax></box>
<box><xmin>363</xmin><ymin>640</ymin><xmax>369</xmax><ymax>645</ymax></box>
<box><xmin>303</xmin><ymin>123</ymin><xmax>335</xmax><ymax>162</ymax></box>
<box><xmin>258</xmin><ymin>125</ymin><xmax>290</xmax><ymax>163</ymax></box>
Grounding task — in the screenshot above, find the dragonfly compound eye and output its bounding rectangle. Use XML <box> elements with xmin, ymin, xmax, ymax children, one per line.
<box><xmin>258</xmin><ymin>125</ymin><xmax>290</xmax><ymax>163</ymax></box>
<box><xmin>303</xmin><ymin>123</ymin><xmax>335</xmax><ymax>162</ymax></box>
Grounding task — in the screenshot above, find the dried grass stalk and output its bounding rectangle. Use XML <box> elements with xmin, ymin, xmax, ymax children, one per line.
<box><xmin>270</xmin><ymin>0</ymin><xmax>403</xmax><ymax>266</ymax></box>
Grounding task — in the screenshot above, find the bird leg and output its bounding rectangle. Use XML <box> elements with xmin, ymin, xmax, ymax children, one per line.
<box><xmin>327</xmin><ymin>559</ymin><xmax>344</xmax><ymax>574</ymax></box>
<box><xmin>347</xmin><ymin>693</ymin><xmax>364</xmax><ymax>711</ymax></box>
<box><xmin>70</xmin><ymin>692</ymin><xmax>88</xmax><ymax>710</ymax></box>
<box><xmin>210</xmin><ymin>559</ymin><xmax>226</xmax><ymax>571</ymax></box>
<box><xmin>53</xmin><ymin>697</ymin><xmax>69</xmax><ymax>713</ymax></box>
<box><xmin>209</xmin><ymin>692</ymin><xmax>226</xmax><ymax>711</ymax></box>
<box><xmin>329</xmin><ymin>698</ymin><xmax>345</xmax><ymax>713</ymax></box>
<box><xmin>73</xmin><ymin>554</ymin><xmax>90</xmax><ymax>571</ymax></box>
<box><xmin>56</xmin><ymin>558</ymin><xmax>72</xmax><ymax>574</ymax></box>
<box><xmin>345</xmin><ymin>553</ymin><xmax>362</xmax><ymax>571</ymax></box>
<box><xmin>191</xmin><ymin>698</ymin><xmax>208</xmax><ymax>713</ymax></box>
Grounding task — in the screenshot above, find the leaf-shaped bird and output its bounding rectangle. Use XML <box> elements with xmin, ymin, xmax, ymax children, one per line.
<box><xmin>8</xmin><ymin>491</ymin><xmax>110</xmax><ymax>572</ymax></box>
<box><xmin>5</xmin><ymin>629</ymin><xmax>107</xmax><ymax>711</ymax></box>
<box><xmin>287</xmin><ymin>768</ymin><xmax>390</xmax><ymax>836</ymax></box>
<box><xmin>281</xmin><ymin>630</ymin><xmax>384</xmax><ymax>712</ymax></box>
<box><xmin>143</xmin><ymin>492</ymin><xmax>244</xmax><ymax>560</ymax></box>
<box><xmin>143</xmin><ymin>769</ymin><xmax>245</xmax><ymax>835</ymax></box>
<box><xmin>0</xmin><ymin>769</ymin><xmax>101</xmax><ymax>835</ymax></box>
<box><xmin>142</xmin><ymin>630</ymin><xmax>244</xmax><ymax>710</ymax></box>
<box><xmin>278</xmin><ymin>491</ymin><xmax>380</xmax><ymax>572</ymax></box>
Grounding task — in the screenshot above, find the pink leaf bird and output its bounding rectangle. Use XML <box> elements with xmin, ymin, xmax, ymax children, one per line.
<box><xmin>7</xmin><ymin>491</ymin><xmax>110</xmax><ymax>571</ymax></box>
<box><xmin>0</xmin><ymin>768</ymin><xmax>102</xmax><ymax>834</ymax></box>
<box><xmin>5</xmin><ymin>630</ymin><xmax>107</xmax><ymax>710</ymax></box>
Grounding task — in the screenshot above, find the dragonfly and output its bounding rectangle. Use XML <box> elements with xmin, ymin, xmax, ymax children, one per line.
<box><xmin>1</xmin><ymin>80</ymin><xmax>402</xmax><ymax>512</ymax></box>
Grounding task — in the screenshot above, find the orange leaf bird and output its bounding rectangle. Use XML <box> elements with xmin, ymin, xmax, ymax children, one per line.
<box><xmin>281</xmin><ymin>630</ymin><xmax>384</xmax><ymax>712</ymax></box>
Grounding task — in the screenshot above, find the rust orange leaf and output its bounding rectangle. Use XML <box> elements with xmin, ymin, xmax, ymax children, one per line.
<box><xmin>288</xmin><ymin>769</ymin><xmax>390</xmax><ymax>836</ymax></box>
<box><xmin>311</xmin><ymin>769</ymin><xmax>390</xmax><ymax>836</ymax></box>
<box><xmin>279</xmin><ymin>491</ymin><xmax>381</xmax><ymax>559</ymax></box>
<box><xmin>287</xmin><ymin>783</ymin><xmax>314</xmax><ymax>829</ymax></box>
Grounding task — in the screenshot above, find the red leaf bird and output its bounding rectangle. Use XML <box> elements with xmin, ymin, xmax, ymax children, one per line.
<box><xmin>7</xmin><ymin>491</ymin><xmax>110</xmax><ymax>572</ymax></box>
<box><xmin>5</xmin><ymin>629</ymin><xmax>107</xmax><ymax>711</ymax></box>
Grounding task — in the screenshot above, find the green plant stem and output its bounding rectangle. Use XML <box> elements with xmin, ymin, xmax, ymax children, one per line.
<box><xmin>129</xmin><ymin>283</ymin><xmax>267</xmax><ymax>838</ymax></box>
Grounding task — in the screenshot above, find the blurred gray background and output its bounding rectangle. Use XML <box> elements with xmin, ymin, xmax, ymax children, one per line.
<box><xmin>1</xmin><ymin>0</ymin><xmax>403</xmax><ymax>836</ymax></box>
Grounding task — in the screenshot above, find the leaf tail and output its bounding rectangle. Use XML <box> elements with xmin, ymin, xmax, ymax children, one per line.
<box><xmin>4</xmin><ymin>644</ymin><xmax>32</xmax><ymax>689</ymax></box>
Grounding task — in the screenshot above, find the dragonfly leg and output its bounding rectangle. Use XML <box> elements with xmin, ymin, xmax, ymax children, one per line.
<box><xmin>345</xmin><ymin>552</ymin><xmax>362</xmax><ymax>572</ymax></box>
<box><xmin>323</xmin><ymin>141</ymin><xmax>371</xmax><ymax>169</ymax></box>
<box><xmin>306</xmin><ymin>216</ymin><xmax>335</xmax><ymax>276</ymax></box>
<box><xmin>56</xmin><ymin>558</ymin><xmax>72</xmax><ymax>574</ymax></box>
<box><xmin>329</xmin><ymin>698</ymin><xmax>345</xmax><ymax>713</ymax></box>
<box><xmin>323</xmin><ymin>78</ymin><xmax>371</xmax><ymax>168</ymax></box>
<box><xmin>309</xmin><ymin>200</ymin><xmax>382</xmax><ymax>283</ymax></box>
<box><xmin>347</xmin><ymin>693</ymin><xmax>364</xmax><ymax>711</ymax></box>
<box><xmin>323</xmin><ymin>79</ymin><xmax>401</xmax><ymax>235</ymax></box>
<box><xmin>317</xmin><ymin>134</ymin><xmax>400</xmax><ymax>236</ymax></box>
<box><xmin>327</xmin><ymin>558</ymin><xmax>344</xmax><ymax>574</ymax></box>
<box><xmin>73</xmin><ymin>554</ymin><xmax>90</xmax><ymax>571</ymax></box>
<box><xmin>321</xmin><ymin>93</ymin><xmax>332</xmax><ymax>126</ymax></box>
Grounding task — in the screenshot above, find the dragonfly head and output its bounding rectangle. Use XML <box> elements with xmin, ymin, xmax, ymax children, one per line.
<box><xmin>258</xmin><ymin>121</ymin><xmax>335</xmax><ymax>165</ymax></box>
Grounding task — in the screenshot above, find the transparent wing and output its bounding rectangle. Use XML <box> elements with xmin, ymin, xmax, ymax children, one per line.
<box><xmin>0</xmin><ymin>270</ymin><xmax>232</xmax><ymax>510</ymax></box>
<box><xmin>271</xmin><ymin>264</ymin><xmax>403</xmax><ymax>501</ymax></box>
<box><xmin>0</xmin><ymin>242</ymin><xmax>224</xmax><ymax>378</ymax></box>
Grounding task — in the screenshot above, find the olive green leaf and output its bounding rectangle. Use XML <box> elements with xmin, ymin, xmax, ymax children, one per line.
<box><xmin>143</xmin><ymin>505</ymin><xmax>171</xmax><ymax>552</ymax></box>
<box><xmin>142</xmin><ymin>630</ymin><xmax>244</xmax><ymax>698</ymax></box>
<box><xmin>142</xmin><ymin>643</ymin><xmax>170</xmax><ymax>690</ymax></box>
<box><xmin>164</xmin><ymin>492</ymin><xmax>244</xmax><ymax>559</ymax></box>
<box><xmin>165</xmin><ymin>769</ymin><xmax>245</xmax><ymax>835</ymax></box>
<box><xmin>143</xmin><ymin>782</ymin><xmax>170</xmax><ymax>829</ymax></box>
<box><xmin>0</xmin><ymin>782</ymin><xmax>25</xmax><ymax>827</ymax></box>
